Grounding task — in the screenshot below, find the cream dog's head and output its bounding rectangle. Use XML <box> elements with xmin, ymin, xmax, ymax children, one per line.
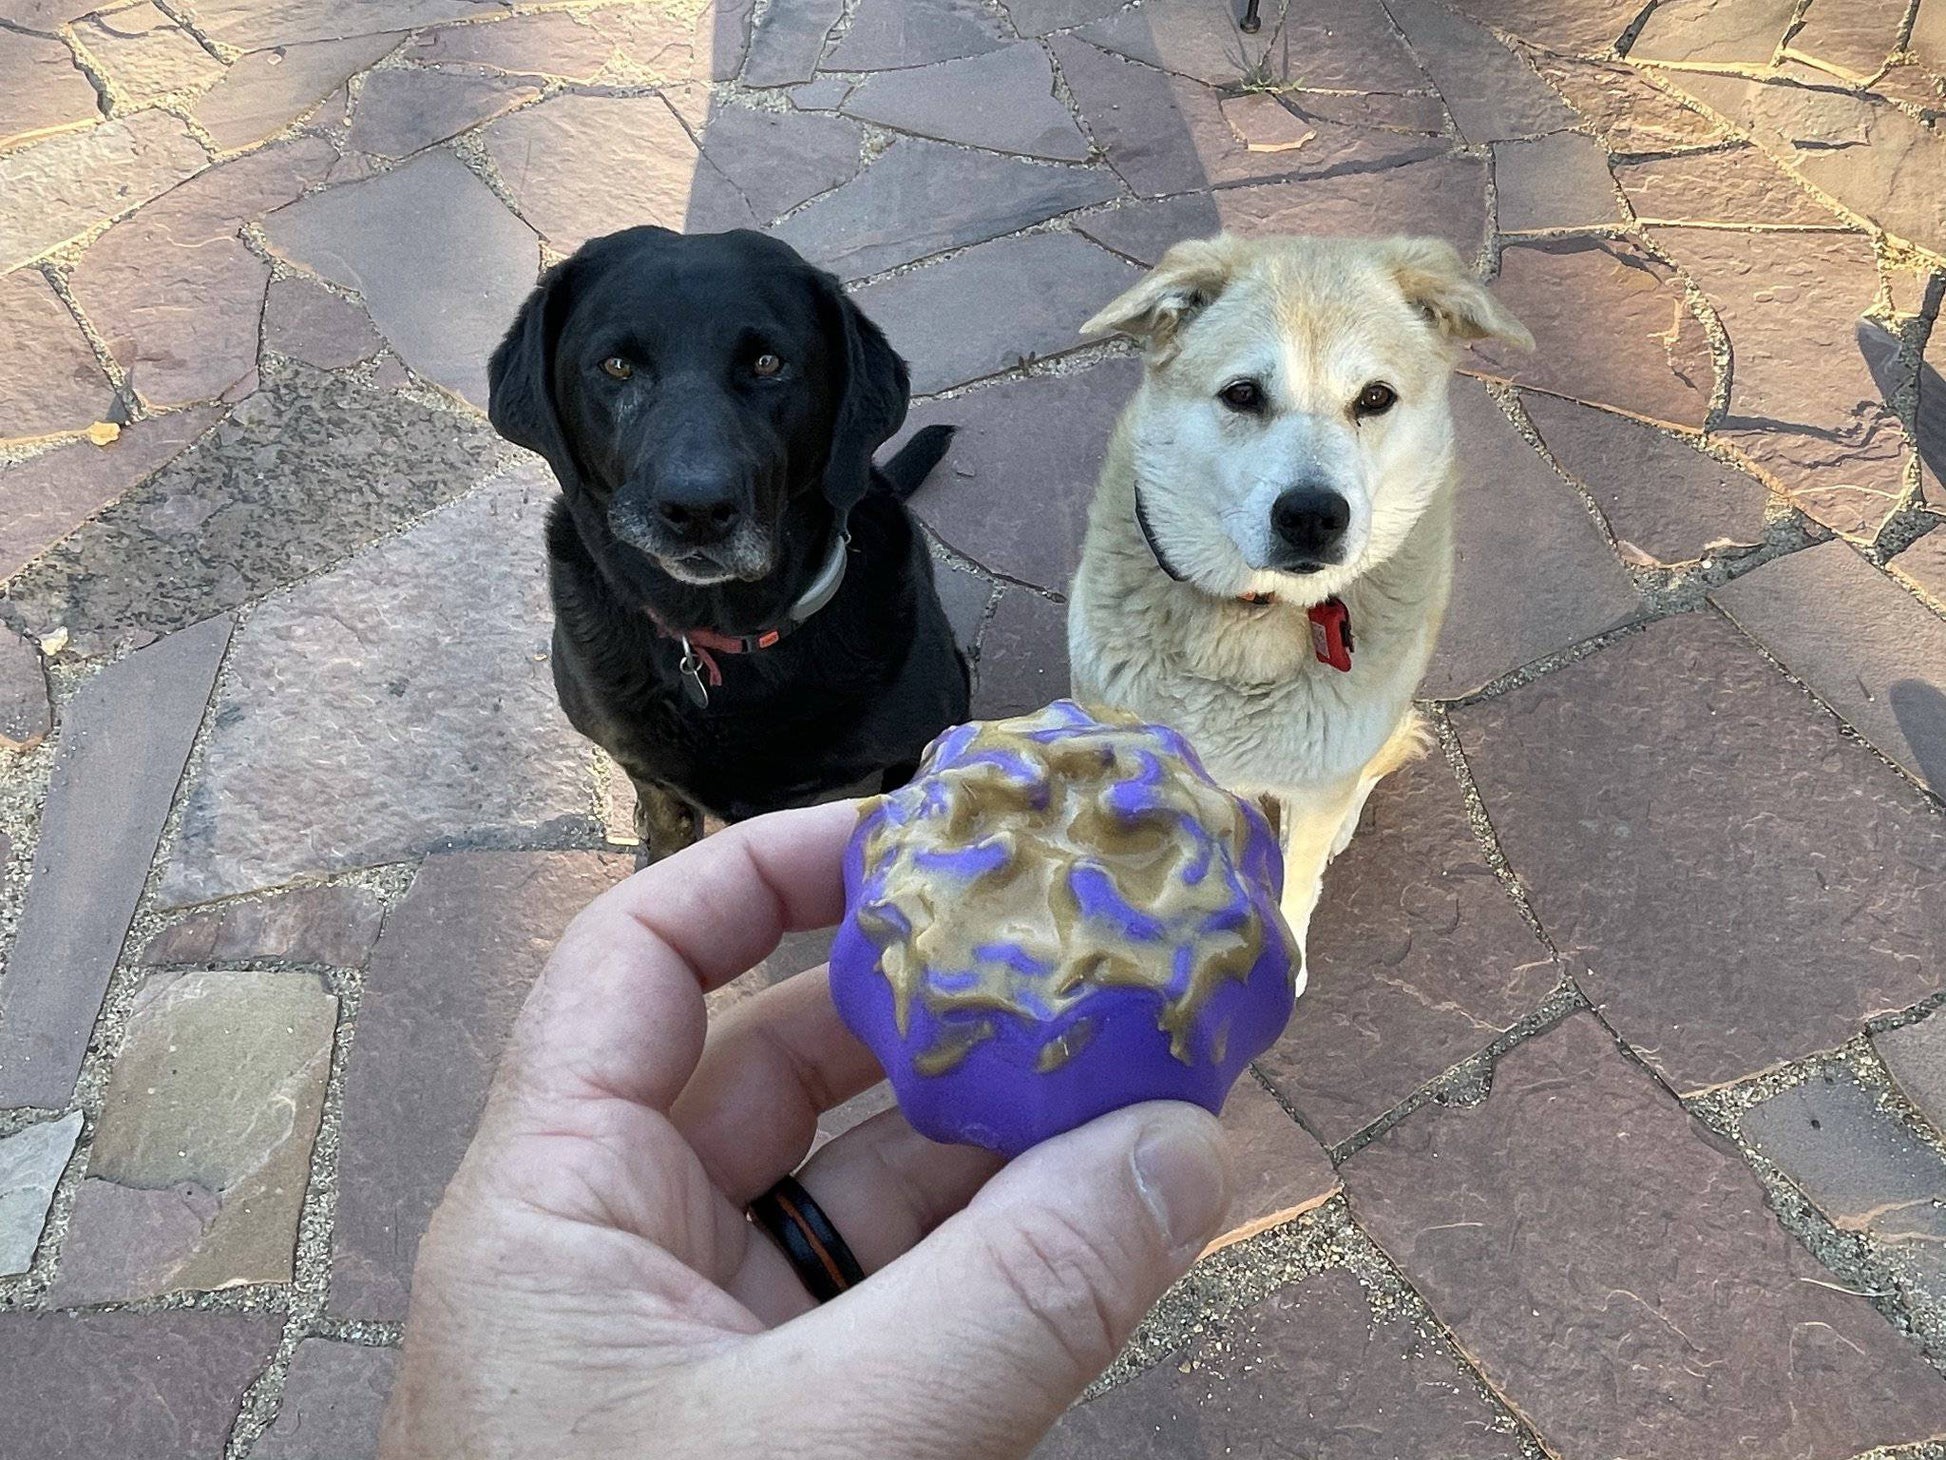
<box><xmin>1084</xmin><ymin>234</ymin><xmax>1531</xmax><ymax>600</ymax></box>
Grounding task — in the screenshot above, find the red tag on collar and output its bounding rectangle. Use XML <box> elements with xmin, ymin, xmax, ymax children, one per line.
<box><xmin>1307</xmin><ymin>597</ymin><xmax>1353</xmax><ymax>672</ymax></box>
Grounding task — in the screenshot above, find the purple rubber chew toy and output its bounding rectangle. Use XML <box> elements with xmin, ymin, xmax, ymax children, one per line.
<box><xmin>829</xmin><ymin>699</ymin><xmax>1299</xmax><ymax>1156</ymax></box>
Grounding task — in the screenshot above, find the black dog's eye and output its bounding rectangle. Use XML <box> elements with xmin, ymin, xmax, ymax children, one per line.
<box><xmin>753</xmin><ymin>352</ymin><xmax>783</xmax><ymax>378</ymax></box>
<box><xmin>601</xmin><ymin>357</ymin><xmax>633</xmax><ymax>381</ymax></box>
<box><xmin>1218</xmin><ymin>379</ymin><xmax>1264</xmax><ymax>413</ymax></box>
<box><xmin>1354</xmin><ymin>381</ymin><xmax>1397</xmax><ymax>418</ymax></box>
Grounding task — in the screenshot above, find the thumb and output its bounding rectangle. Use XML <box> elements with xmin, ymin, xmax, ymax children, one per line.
<box><xmin>771</xmin><ymin>1101</ymin><xmax>1231</xmax><ymax>1459</ymax></box>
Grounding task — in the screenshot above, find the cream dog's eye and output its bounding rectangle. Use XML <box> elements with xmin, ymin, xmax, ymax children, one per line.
<box><xmin>1354</xmin><ymin>381</ymin><xmax>1397</xmax><ymax>417</ymax></box>
<box><xmin>754</xmin><ymin>352</ymin><xmax>784</xmax><ymax>378</ymax></box>
<box><xmin>1218</xmin><ymin>379</ymin><xmax>1263</xmax><ymax>412</ymax></box>
<box><xmin>601</xmin><ymin>357</ymin><xmax>633</xmax><ymax>381</ymax></box>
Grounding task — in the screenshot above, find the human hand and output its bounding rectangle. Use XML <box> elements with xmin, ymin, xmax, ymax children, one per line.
<box><xmin>379</xmin><ymin>800</ymin><xmax>1234</xmax><ymax>1460</ymax></box>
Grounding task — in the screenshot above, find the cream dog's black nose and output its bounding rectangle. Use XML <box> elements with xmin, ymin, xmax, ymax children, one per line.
<box><xmin>1271</xmin><ymin>486</ymin><xmax>1350</xmax><ymax>562</ymax></box>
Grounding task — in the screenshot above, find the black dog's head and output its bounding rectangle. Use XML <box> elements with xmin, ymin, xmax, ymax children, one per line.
<box><xmin>488</xmin><ymin>227</ymin><xmax>908</xmax><ymax>587</ymax></box>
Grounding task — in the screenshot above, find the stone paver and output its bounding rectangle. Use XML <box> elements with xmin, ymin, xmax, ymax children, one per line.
<box><xmin>142</xmin><ymin>883</ymin><xmax>386</xmax><ymax>968</ymax></box>
<box><xmin>194</xmin><ymin>32</ymin><xmax>400</xmax><ymax>152</ymax></box>
<box><xmin>1384</xmin><ymin>0</ymin><xmax>1577</xmax><ymax>145</ymax></box>
<box><xmin>1209</xmin><ymin>1077</ymin><xmax>1339</xmax><ymax>1251</ymax></box>
<box><xmin>345</xmin><ymin>67</ymin><xmax>539</xmax><ymax>159</ymax></box>
<box><xmin>0</xmin><ymin>30</ymin><xmax>98</xmax><ymax>148</ymax></box>
<box><xmin>693</xmin><ymin>103</ymin><xmax>863</xmax><ymax>225</ymax></box>
<box><xmin>52</xmin><ymin>968</ymin><xmax>336</xmax><ymax>1301</ymax></box>
<box><xmin>0</xmin><ymin>266</ymin><xmax>113</xmax><ymax>444</ymax></box>
<box><xmin>261</xmin><ymin>274</ymin><xmax>384</xmax><ymax>369</ymax></box>
<box><xmin>1455</xmin><ymin>610</ymin><xmax>1944</xmax><ymax>1094</ymax></box>
<box><xmin>1</xmin><ymin>114</ymin><xmax>207</xmax><ymax>272</ymax></box>
<box><xmin>825</xmin><ymin>0</ymin><xmax>1009</xmax><ymax>70</ymax></box>
<box><xmin>158</xmin><ymin>462</ymin><xmax>590</xmax><ymax>905</ymax></box>
<box><xmin>773</xmin><ymin>135</ymin><xmax>1119</xmax><ymax>280</ymax></box>
<box><xmin>1258</xmin><ymin>756</ymin><xmax>1560</xmax><ymax>1147</ymax></box>
<box><xmin>1892</xmin><ymin>526</ymin><xmax>1946</xmax><ymax>608</ymax></box>
<box><xmin>1743</xmin><ymin>1070</ymin><xmax>1946</xmax><ymax>1286</ymax></box>
<box><xmin>1467</xmin><ymin>236</ymin><xmax>1716</xmax><ymax>429</ymax></box>
<box><xmin>1630</xmin><ymin>0</ymin><xmax>1798</xmax><ymax>65</ymax></box>
<box><xmin>409</xmin><ymin>11</ymin><xmax>613</xmax><ymax>79</ymax></box>
<box><xmin>972</xmin><ymin>585</ymin><xmax>1068</xmax><ymax>721</ymax></box>
<box><xmin>1492</xmin><ymin>132</ymin><xmax>1623</xmax><ymax>233</ymax></box>
<box><xmin>1878</xmin><ymin>1011</ymin><xmax>1946</xmax><ymax>1134</ymax></box>
<box><xmin>265</xmin><ymin>148</ymin><xmax>540</xmax><ymax>407</ymax></box>
<box><xmin>0</xmin><ymin>1311</ymin><xmax>280</xmax><ymax>1460</ymax></box>
<box><xmin>1426</xmin><ymin>379</ymin><xmax>1641</xmax><ymax>699</ymax></box>
<box><xmin>74</xmin><ymin>3</ymin><xmax>226</xmax><ymax>105</ymax></box>
<box><xmin>0</xmin><ymin>1111</ymin><xmax>82</xmax><ymax>1274</ymax></box>
<box><xmin>0</xmin><ymin>626</ymin><xmax>51</xmax><ymax>751</ymax></box>
<box><xmin>254</xmin><ymin>1339</ymin><xmax>399</xmax><ymax>1460</ymax></box>
<box><xmin>842</xmin><ymin>42</ymin><xmax>1089</xmax><ymax>161</ymax></box>
<box><xmin>1527</xmin><ymin>53</ymin><xmax>1729</xmax><ymax>151</ymax></box>
<box><xmin>854</xmin><ymin>233</ymin><xmax>1139</xmax><ymax>395</ymax></box>
<box><xmin>1713</xmin><ymin>539</ymin><xmax>1946</xmax><ymax>792</ymax></box>
<box><xmin>903</xmin><ymin>357</ymin><xmax>1140</xmax><ymax>591</ymax></box>
<box><xmin>1351</xmin><ymin>1013</ymin><xmax>1946</xmax><ymax>1455</ymax></box>
<box><xmin>331</xmin><ymin>848</ymin><xmax>629</xmax><ymax>1317</ymax></box>
<box><xmin>1519</xmin><ymin>390</ymin><xmax>1771</xmax><ymax>566</ymax></box>
<box><xmin>0</xmin><ymin>616</ymin><xmax>230</xmax><ymax>1108</ymax></box>
<box><xmin>1083</xmin><ymin>0</ymin><xmax>1424</xmax><ymax>93</ymax></box>
<box><xmin>1615</xmin><ymin>144</ymin><xmax>1840</xmax><ymax>227</ymax></box>
<box><xmin>1035</xmin><ymin>1267</ymin><xmax>1526</xmax><ymax>1459</ymax></box>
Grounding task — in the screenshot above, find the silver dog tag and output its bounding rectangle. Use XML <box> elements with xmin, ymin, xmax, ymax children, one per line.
<box><xmin>678</xmin><ymin>641</ymin><xmax>710</xmax><ymax>708</ymax></box>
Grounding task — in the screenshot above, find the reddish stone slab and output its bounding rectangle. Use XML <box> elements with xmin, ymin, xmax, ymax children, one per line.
<box><xmin>1653</xmin><ymin>227</ymin><xmax>1908</xmax><ymax>537</ymax></box>
<box><xmin>1209</xmin><ymin>1076</ymin><xmax>1339</xmax><ymax>1251</ymax></box>
<box><xmin>771</xmin><ymin>135</ymin><xmax>1119</xmax><ymax>281</ymax></box>
<box><xmin>0</xmin><ymin>408</ymin><xmax>219</xmax><ymax>579</ymax></box>
<box><xmin>1034</xmin><ymin>1267</ymin><xmax>1526</xmax><ymax>1460</ymax></box>
<box><xmin>1493</xmin><ymin>131</ymin><xmax>1620</xmax><ymax>233</ymax></box>
<box><xmin>1713</xmin><ymin>542</ymin><xmax>1945</xmax><ymax>792</ymax></box>
<box><xmin>1426</xmin><ymin>379</ymin><xmax>1640</xmax><ymax>699</ymax></box>
<box><xmin>591</xmin><ymin>0</ymin><xmax>752</xmax><ymax>84</ymax></box>
<box><xmin>264</xmin><ymin>149</ymin><xmax>541</xmax><ymax>408</ymax></box>
<box><xmin>1384</xmin><ymin>0</ymin><xmax>1577</xmax><ymax>144</ymax></box>
<box><xmin>1890</xmin><ymin>526</ymin><xmax>1946</xmax><ymax>609</ymax></box>
<box><xmin>1077</xmin><ymin>155</ymin><xmax>1488</xmax><ymax>267</ymax></box>
<box><xmin>1447</xmin><ymin>0</ymin><xmax>1644</xmax><ymax>54</ymax></box>
<box><xmin>1453</xmin><ymin>611</ymin><xmax>1945</xmax><ymax>1094</ymax></box>
<box><xmin>1877</xmin><ymin>1012</ymin><xmax>1946</xmax><ymax>1134</ymax></box>
<box><xmin>0</xmin><ymin>29</ymin><xmax>98</xmax><ymax>149</ymax></box>
<box><xmin>75</xmin><ymin>3</ymin><xmax>226</xmax><ymax>105</ymax></box>
<box><xmin>1520</xmin><ymin>390</ymin><xmax>1769</xmax><ymax>566</ymax></box>
<box><xmin>740</xmin><ymin>0</ymin><xmax>841</xmax><ymax>84</ymax></box>
<box><xmin>261</xmin><ymin>275</ymin><xmax>384</xmax><ymax>369</ymax></box>
<box><xmin>1630</xmin><ymin>0</ymin><xmax>1797</xmax><ymax>64</ymax></box>
<box><xmin>194</xmin><ymin>0</ymin><xmax>489</xmax><ymax>49</ymax></box>
<box><xmin>900</xmin><ymin>357</ymin><xmax>1140</xmax><ymax>591</ymax></box>
<box><xmin>0</xmin><ymin>616</ymin><xmax>230</xmax><ymax>1109</ymax></box>
<box><xmin>142</xmin><ymin>883</ymin><xmax>387</xmax><ymax>968</ymax></box>
<box><xmin>972</xmin><ymin>585</ymin><xmax>1068</xmax><ymax>720</ymax></box>
<box><xmin>825</xmin><ymin>0</ymin><xmax>1009</xmax><ymax>69</ymax></box>
<box><xmin>0</xmin><ymin>110</ymin><xmax>206</xmax><ymax>273</ymax></box>
<box><xmin>0</xmin><ymin>1311</ymin><xmax>279</xmax><ymax>1460</ymax></box>
<box><xmin>1346</xmin><ymin>1013</ymin><xmax>1946</xmax><ymax>1457</ymax></box>
<box><xmin>694</xmin><ymin>103</ymin><xmax>863</xmax><ymax>225</ymax></box>
<box><xmin>1616</xmin><ymin>145</ymin><xmax>1842</xmax><ymax>226</ymax></box>
<box><xmin>409</xmin><ymin>11</ymin><xmax>615</xmax><ymax>80</ymax></box>
<box><xmin>0</xmin><ymin>625</ymin><xmax>50</xmax><ymax>751</ymax></box>
<box><xmin>330</xmin><ymin>849</ymin><xmax>632</xmax><ymax>1318</ymax></box>
<box><xmin>1527</xmin><ymin>52</ymin><xmax>1729</xmax><ymax>152</ymax></box>
<box><xmin>346</xmin><ymin>66</ymin><xmax>538</xmax><ymax>158</ymax></box>
<box><xmin>854</xmin><ymin>233</ymin><xmax>1138</xmax><ymax>395</ymax></box>
<box><xmin>194</xmin><ymin>32</ymin><xmax>399</xmax><ymax>152</ymax></box>
<box><xmin>842</xmin><ymin>40</ymin><xmax>1089</xmax><ymax>160</ymax></box>
<box><xmin>1788</xmin><ymin>0</ymin><xmax>1906</xmax><ymax>77</ymax></box>
<box><xmin>0</xmin><ymin>267</ymin><xmax>112</xmax><ymax>444</ymax></box>
<box><xmin>1468</xmin><ymin>236</ymin><xmax>1715</xmax><ymax>430</ymax></box>
<box><xmin>932</xmin><ymin>556</ymin><xmax>993</xmax><ymax>654</ymax></box>
<box><xmin>1081</xmin><ymin>0</ymin><xmax>1423</xmax><ymax>92</ymax></box>
<box><xmin>1050</xmin><ymin>35</ymin><xmax>1444</xmax><ymax>198</ymax></box>
<box><xmin>254</xmin><ymin>1339</ymin><xmax>399</xmax><ymax>1460</ymax></box>
<box><xmin>1258</xmin><ymin>756</ymin><xmax>1560</xmax><ymax>1146</ymax></box>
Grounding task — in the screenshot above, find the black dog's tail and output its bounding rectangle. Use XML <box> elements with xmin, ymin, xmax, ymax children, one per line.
<box><xmin>880</xmin><ymin>424</ymin><xmax>956</xmax><ymax>501</ymax></box>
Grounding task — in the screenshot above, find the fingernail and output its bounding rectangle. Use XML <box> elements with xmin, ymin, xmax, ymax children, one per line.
<box><xmin>1131</xmin><ymin>1110</ymin><xmax>1230</xmax><ymax>1258</ymax></box>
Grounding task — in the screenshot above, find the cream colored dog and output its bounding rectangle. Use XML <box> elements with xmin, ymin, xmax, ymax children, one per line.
<box><xmin>1067</xmin><ymin>234</ymin><xmax>1531</xmax><ymax>988</ymax></box>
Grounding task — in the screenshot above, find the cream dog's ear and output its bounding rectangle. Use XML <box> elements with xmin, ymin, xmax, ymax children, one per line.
<box><xmin>1384</xmin><ymin>236</ymin><xmax>1534</xmax><ymax>350</ymax></box>
<box><xmin>1081</xmin><ymin>235</ymin><xmax>1242</xmax><ymax>361</ymax></box>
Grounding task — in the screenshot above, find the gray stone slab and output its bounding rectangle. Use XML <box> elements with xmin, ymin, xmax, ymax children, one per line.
<box><xmin>142</xmin><ymin>883</ymin><xmax>386</xmax><ymax>968</ymax></box>
<box><xmin>0</xmin><ymin>616</ymin><xmax>230</xmax><ymax>1108</ymax></box>
<box><xmin>263</xmin><ymin>149</ymin><xmax>541</xmax><ymax>408</ymax></box>
<box><xmin>1713</xmin><ymin>539</ymin><xmax>1946</xmax><ymax>793</ymax></box>
<box><xmin>842</xmin><ymin>41</ymin><xmax>1090</xmax><ymax>160</ymax></box>
<box><xmin>694</xmin><ymin>102</ymin><xmax>863</xmax><ymax>225</ymax></box>
<box><xmin>345</xmin><ymin>66</ymin><xmax>539</xmax><ymax>159</ymax></box>
<box><xmin>0</xmin><ymin>626</ymin><xmax>50</xmax><ymax>750</ymax></box>
<box><xmin>1453</xmin><ymin>611</ymin><xmax>1945</xmax><ymax>1094</ymax></box>
<box><xmin>330</xmin><ymin>849</ymin><xmax>631</xmax><ymax>1317</ymax></box>
<box><xmin>194</xmin><ymin>32</ymin><xmax>400</xmax><ymax>152</ymax></box>
<box><xmin>824</xmin><ymin>0</ymin><xmax>1008</xmax><ymax>69</ymax></box>
<box><xmin>1878</xmin><ymin>1012</ymin><xmax>1946</xmax><ymax>1136</ymax></box>
<box><xmin>158</xmin><ymin>462</ymin><xmax>596</xmax><ymax>904</ymax></box>
<box><xmin>1383</xmin><ymin>0</ymin><xmax>1578</xmax><ymax>144</ymax></box>
<box><xmin>1492</xmin><ymin>132</ymin><xmax>1622</xmax><ymax>232</ymax></box>
<box><xmin>853</xmin><ymin>232</ymin><xmax>1138</xmax><ymax>394</ymax></box>
<box><xmin>253</xmin><ymin>1339</ymin><xmax>399</xmax><ymax>1460</ymax></box>
<box><xmin>0</xmin><ymin>1111</ymin><xmax>82</xmax><ymax>1274</ymax></box>
<box><xmin>741</xmin><ymin>0</ymin><xmax>841</xmax><ymax>84</ymax></box>
<box><xmin>1078</xmin><ymin>0</ymin><xmax>1425</xmax><ymax>92</ymax></box>
<box><xmin>971</xmin><ymin>584</ymin><xmax>1067</xmax><ymax>720</ymax></box>
<box><xmin>770</xmin><ymin>135</ymin><xmax>1120</xmax><ymax>281</ymax></box>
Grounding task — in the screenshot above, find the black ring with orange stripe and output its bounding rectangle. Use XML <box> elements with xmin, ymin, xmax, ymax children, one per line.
<box><xmin>748</xmin><ymin>1175</ymin><xmax>866</xmax><ymax>1304</ymax></box>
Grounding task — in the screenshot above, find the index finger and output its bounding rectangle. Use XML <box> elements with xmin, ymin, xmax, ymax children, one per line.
<box><xmin>499</xmin><ymin>799</ymin><xmax>860</xmax><ymax>1115</ymax></box>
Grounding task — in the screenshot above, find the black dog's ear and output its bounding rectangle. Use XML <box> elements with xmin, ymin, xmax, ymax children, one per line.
<box><xmin>823</xmin><ymin>283</ymin><xmax>910</xmax><ymax>516</ymax></box>
<box><xmin>488</xmin><ymin>258</ymin><xmax>581</xmax><ymax>490</ymax></box>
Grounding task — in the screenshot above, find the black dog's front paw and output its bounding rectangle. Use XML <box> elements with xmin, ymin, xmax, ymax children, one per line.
<box><xmin>632</xmin><ymin>782</ymin><xmax>702</xmax><ymax>866</ymax></box>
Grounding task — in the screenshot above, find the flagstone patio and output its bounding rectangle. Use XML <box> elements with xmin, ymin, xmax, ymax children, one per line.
<box><xmin>1</xmin><ymin>0</ymin><xmax>1943</xmax><ymax>1454</ymax></box>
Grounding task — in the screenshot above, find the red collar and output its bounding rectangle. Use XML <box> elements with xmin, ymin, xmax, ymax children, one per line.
<box><xmin>1136</xmin><ymin>490</ymin><xmax>1354</xmax><ymax>672</ymax></box>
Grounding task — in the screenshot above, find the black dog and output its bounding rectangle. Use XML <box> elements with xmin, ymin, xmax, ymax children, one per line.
<box><xmin>488</xmin><ymin>227</ymin><xmax>969</xmax><ymax>858</ymax></box>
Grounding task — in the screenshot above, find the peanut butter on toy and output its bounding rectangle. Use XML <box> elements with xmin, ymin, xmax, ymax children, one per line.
<box><xmin>829</xmin><ymin>700</ymin><xmax>1300</xmax><ymax>1156</ymax></box>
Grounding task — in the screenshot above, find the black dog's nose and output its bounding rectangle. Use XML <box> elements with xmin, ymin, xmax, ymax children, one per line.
<box><xmin>1271</xmin><ymin>486</ymin><xmax>1350</xmax><ymax>562</ymax></box>
<box><xmin>654</xmin><ymin>472</ymin><xmax>743</xmax><ymax>544</ymax></box>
